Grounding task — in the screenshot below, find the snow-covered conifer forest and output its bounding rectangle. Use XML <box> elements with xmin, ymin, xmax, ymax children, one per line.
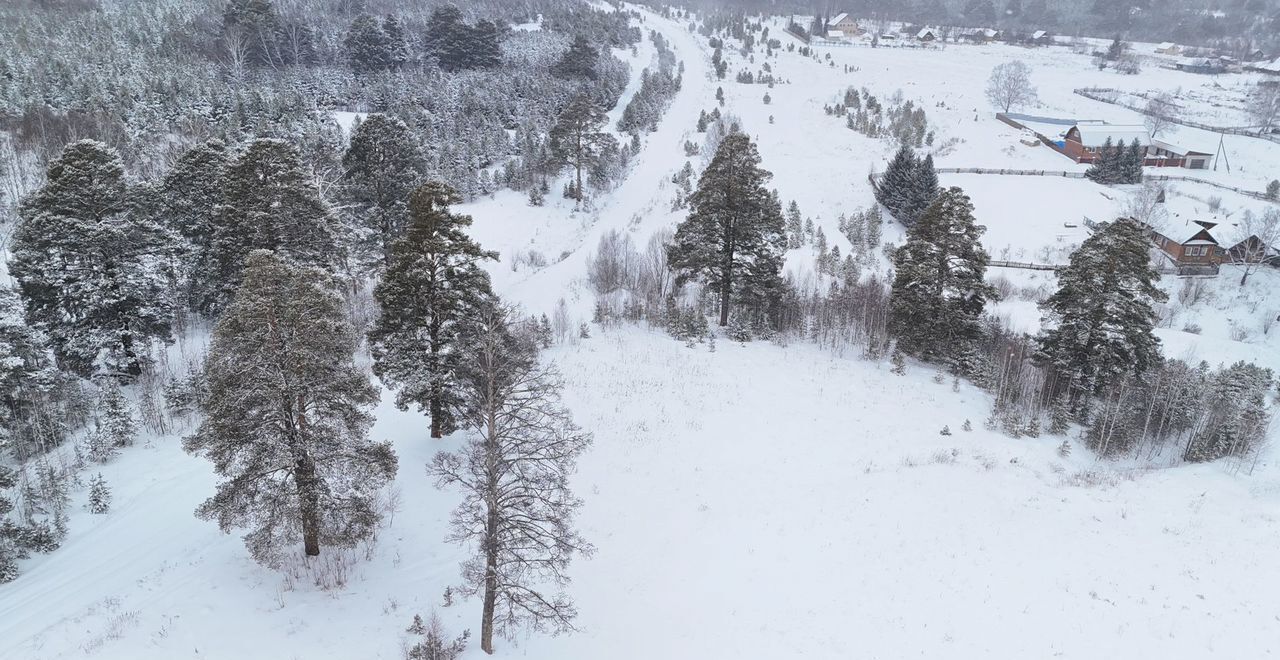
<box><xmin>2</xmin><ymin>0</ymin><xmax>1280</xmax><ymax>657</ymax></box>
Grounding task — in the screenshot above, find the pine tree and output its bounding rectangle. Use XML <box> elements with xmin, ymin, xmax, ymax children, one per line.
<box><xmin>161</xmin><ymin>140</ymin><xmax>230</xmax><ymax>313</ymax></box>
<box><xmin>1035</xmin><ymin>218</ymin><xmax>1167</xmax><ymax>401</ymax></box>
<box><xmin>341</xmin><ymin>114</ymin><xmax>425</xmax><ymax>271</ymax></box>
<box><xmin>669</xmin><ymin>133</ymin><xmax>786</xmax><ymax>327</ymax></box>
<box><xmin>1267</xmin><ymin>180</ymin><xmax>1279</xmax><ymax>201</ymax></box>
<box><xmin>87</xmin><ymin>473</ymin><xmax>112</xmax><ymax>514</ymax></box>
<box><xmin>344</xmin><ymin>14</ymin><xmax>391</xmax><ymax>73</ymax></box>
<box><xmin>891</xmin><ymin>349</ymin><xmax>907</xmax><ymax>375</ymax></box>
<box><xmin>469</xmin><ymin>20</ymin><xmax>503</xmax><ymax>69</ymax></box>
<box><xmin>207</xmin><ymin>139</ymin><xmax>342</xmax><ymax>314</ymax></box>
<box><xmin>369</xmin><ymin>183</ymin><xmax>498</xmax><ymax>440</ymax></box>
<box><xmin>0</xmin><ymin>465</ymin><xmax>24</xmax><ymax>582</ymax></box>
<box><xmin>382</xmin><ymin>15</ymin><xmax>409</xmax><ymax>70</ymax></box>
<box><xmin>427</xmin><ymin>306</ymin><xmax>592</xmax><ymax>654</ymax></box>
<box><xmin>184</xmin><ymin>250</ymin><xmax>397</xmax><ymax>565</ymax></box>
<box><xmin>551</xmin><ymin>35</ymin><xmax>599</xmax><ymax>80</ymax></box>
<box><xmin>549</xmin><ymin>94</ymin><xmax>615</xmax><ymax>205</ymax></box>
<box><xmin>425</xmin><ymin>6</ymin><xmax>472</xmax><ymax>71</ymax></box>
<box><xmin>11</xmin><ymin>140</ymin><xmax>173</xmax><ymax>379</ymax></box>
<box><xmin>889</xmin><ymin>187</ymin><xmax>998</xmax><ymax>371</ymax></box>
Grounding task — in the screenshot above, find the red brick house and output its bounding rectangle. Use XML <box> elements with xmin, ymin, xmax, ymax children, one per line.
<box><xmin>1060</xmin><ymin>124</ymin><xmax>1211</xmax><ymax>168</ymax></box>
<box><xmin>1062</xmin><ymin>124</ymin><xmax>1149</xmax><ymax>163</ymax></box>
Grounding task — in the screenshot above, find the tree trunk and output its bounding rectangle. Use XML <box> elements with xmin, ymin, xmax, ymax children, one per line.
<box><xmin>430</xmin><ymin>388</ymin><xmax>444</xmax><ymax>439</ymax></box>
<box><xmin>480</xmin><ymin>504</ymin><xmax>499</xmax><ymax>654</ymax></box>
<box><xmin>296</xmin><ymin>453</ymin><xmax>321</xmax><ymax>557</ymax></box>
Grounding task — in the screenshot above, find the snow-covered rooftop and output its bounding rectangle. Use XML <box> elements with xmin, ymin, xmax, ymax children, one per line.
<box><xmin>830</xmin><ymin>12</ymin><xmax>850</xmax><ymax>24</ymax></box>
<box><xmin>1071</xmin><ymin>124</ymin><xmax>1150</xmax><ymax>147</ymax></box>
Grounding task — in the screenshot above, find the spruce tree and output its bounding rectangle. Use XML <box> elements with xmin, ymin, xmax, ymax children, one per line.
<box><xmin>0</xmin><ymin>465</ymin><xmax>21</xmax><ymax>582</ymax></box>
<box><xmin>87</xmin><ymin>473</ymin><xmax>112</xmax><ymax>514</ymax></box>
<box><xmin>669</xmin><ymin>132</ymin><xmax>786</xmax><ymax>327</ymax></box>
<box><xmin>1035</xmin><ymin>218</ymin><xmax>1167</xmax><ymax>401</ymax></box>
<box><xmin>341</xmin><ymin>114</ymin><xmax>425</xmax><ymax>271</ymax></box>
<box><xmin>425</xmin><ymin>6</ymin><xmax>477</xmax><ymax>71</ymax></box>
<box><xmin>1085</xmin><ymin>137</ymin><xmax>1116</xmax><ymax>184</ymax></box>
<box><xmin>161</xmin><ymin>139</ymin><xmax>230</xmax><ymax>313</ymax></box>
<box><xmin>549</xmin><ymin>94</ymin><xmax>615</xmax><ymax>205</ymax></box>
<box><xmin>98</xmin><ymin>382</ymin><xmax>137</xmax><ymax>449</ymax></box>
<box><xmin>207</xmin><ymin>139</ymin><xmax>342</xmax><ymax>313</ymax></box>
<box><xmin>368</xmin><ymin>182</ymin><xmax>498</xmax><ymax>440</ymax></box>
<box><xmin>12</xmin><ymin>140</ymin><xmax>173</xmax><ymax>379</ymax></box>
<box><xmin>1123</xmin><ymin>139</ymin><xmax>1145</xmax><ymax>184</ymax></box>
<box><xmin>469</xmin><ymin>20</ymin><xmax>503</xmax><ymax>69</ymax></box>
<box><xmin>889</xmin><ymin>187</ymin><xmax>998</xmax><ymax>370</ymax></box>
<box><xmin>875</xmin><ymin>145</ymin><xmax>938</xmax><ymax>227</ymax></box>
<box><xmin>184</xmin><ymin>250</ymin><xmax>397</xmax><ymax>565</ymax></box>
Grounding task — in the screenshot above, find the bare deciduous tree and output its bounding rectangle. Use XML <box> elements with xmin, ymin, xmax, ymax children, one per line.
<box><xmin>985</xmin><ymin>61</ymin><xmax>1038</xmax><ymax>113</ymax></box>
<box><xmin>1143</xmin><ymin>91</ymin><xmax>1176</xmax><ymax>138</ymax></box>
<box><xmin>1227</xmin><ymin>208</ymin><xmax>1280</xmax><ymax>286</ymax></box>
<box><xmin>428</xmin><ymin>307</ymin><xmax>593</xmax><ymax>655</ymax></box>
<box><xmin>1247</xmin><ymin>83</ymin><xmax>1280</xmax><ymax>133</ymax></box>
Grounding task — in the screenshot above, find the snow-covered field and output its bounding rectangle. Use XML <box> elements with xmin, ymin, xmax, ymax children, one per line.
<box><xmin>4</xmin><ymin>5</ymin><xmax>1280</xmax><ymax>659</ymax></box>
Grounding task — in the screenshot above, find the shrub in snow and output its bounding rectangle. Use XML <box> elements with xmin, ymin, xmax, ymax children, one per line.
<box><xmin>962</xmin><ymin>419</ymin><xmax>972</xmax><ymax>432</ymax></box>
<box><xmin>87</xmin><ymin>474</ymin><xmax>112</xmax><ymax>514</ymax></box>
<box><xmin>405</xmin><ymin>612</ymin><xmax>469</xmax><ymax>660</ymax></box>
<box><xmin>890</xmin><ymin>349</ymin><xmax>907</xmax><ymax>375</ymax></box>
<box><xmin>1057</xmin><ymin>441</ymin><xmax>1072</xmax><ymax>458</ymax></box>
<box><xmin>940</xmin><ymin>425</ymin><xmax>951</xmax><ymax>436</ymax></box>
<box><xmin>1267</xmin><ymin>180</ymin><xmax>1279</xmax><ymax>201</ymax></box>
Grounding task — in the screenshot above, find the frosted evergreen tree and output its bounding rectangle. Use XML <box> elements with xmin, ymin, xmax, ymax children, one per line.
<box><xmin>889</xmin><ymin>187</ymin><xmax>997</xmax><ymax>372</ymax></box>
<box><xmin>669</xmin><ymin>133</ymin><xmax>786</xmax><ymax>326</ymax></box>
<box><xmin>551</xmin><ymin>35</ymin><xmax>599</xmax><ymax>80</ymax></box>
<box><xmin>428</xmin><ymin>307</ymin><xmax>592</xmax><ymax>654</ymax></box>
<box><xmin>1184</xmin><ymin>361</ymin><xmax>1274</xmax><ymax>462</ymax></box>
<box><xmin>207</xmin><ymin>139</ymin><xmax>342</xmax><ymax>313</ymax></box>
<box><xmin>11</xmin><ymin>140</ymin><xmax>173</xmax><ymax>379</ymax></box>
<box><xmin>1035</xmin><ymin>218</ymin><xmax>1167</xmax><ymax>402</ymax></box>
<box><xmin>160</xmin><ymin>139</ymin><xmax>230</xmax><ymax>313</ymax></box>
<box><xmin>875</xmin><ymin>146</ymin><xmax>938</xmax><ymax>227</ymax></box>
<box><xmin>341</xmin><ymin>114</ymin><xmax>426</xmax><ymax>270</ymax></box>
<box><xmin>1085</xmin><ymin>137</ymin><xmax>1123</xmax><ymax>184</ymax></box>
<box><xmin>1122</xmin><ymin>139</ymin><xmax>1146</xmax><ymax>184</ymax></box>
<box><xmin>0</xmin><ymin>286</ymin><xmax>68</xmax><ymax>460</ymax></box>
<box><xmin>184</xmin><ymin>250</ymin><xmax>397</xmax><ymax>565</ymax></box>
<box><xmin>344</xmin><ymin>14</ymin><xmax>392</xmax><ymax>73</ymax></box>
<box><xmin>405</xmin><ymin>612</ymin><xmax>470</xmax><ymax>660</ymax></box>
<box><xmin>383</xmin><ymin>16</ymin><xmax>409</xmax><ymax>70</ymax></box>
<box><xmin>549</xmin><ymin>94</ymin><xmax>615</xmax><ymax>205</ymax></box>
<box><xmin>368</xmin><ymin>183</ymin><xmax>498</xmax><ymax>440</ymax></box>
<box><xmin>87</xmin><ymin>473</ymin><xmax>112</xmax><ymax>514</ymax></box>
<box><xmin>98</xmin><ymin>382</ymin><xmax>137</xmax><ymax>450</ymax></box>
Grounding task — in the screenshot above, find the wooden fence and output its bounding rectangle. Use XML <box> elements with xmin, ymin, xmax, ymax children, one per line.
<box><xmin>1073</xmin><ymin>87</ymin><xmax>1280</xmax><ymax>145</ymax></box>
<box><xmin>988</xmin><ymin>260</ymin><xmax>1062</xmax><ymax>271</ymax></box>
<box><xmin>927</xmin><ymin>167</ymin><xmax>1277</xmax><ymax>203</ymax></box>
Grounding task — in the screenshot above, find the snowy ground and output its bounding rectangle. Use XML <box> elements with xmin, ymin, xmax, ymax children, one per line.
<box><xmin>4</xmin><ymin>6</ymin><xmax>1280</xmax><ymax>660</ymax></box>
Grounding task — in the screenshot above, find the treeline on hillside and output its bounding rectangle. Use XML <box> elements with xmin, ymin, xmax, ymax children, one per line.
<box><xmin>587</xmin><ymin>122</ymin><xmax>1275</xmax><ymax>473</ymax></box>
<box><xmin>0</xmin><ymin>0</ymin><xmax>637</xmax><ymax>201</ymax></box>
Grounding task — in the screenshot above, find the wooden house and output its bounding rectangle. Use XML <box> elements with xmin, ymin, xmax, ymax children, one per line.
<box><xmin>1150</xmin><ymin>220</ymin><xmax>1225</xmax><ymax>266</ymax></box>
<box><xmin>1155</xmin><ymin>42</ymin><xmax>1182</xmax><ymax>55</ymax></box>
<box><xmin>1062</xmin><ymin>124</ymin><xmax>1149</xmax><ymax>163</ymax></box>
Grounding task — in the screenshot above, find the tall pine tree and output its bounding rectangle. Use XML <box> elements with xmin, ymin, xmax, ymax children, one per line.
<box><xmin>1035</xmin><ymin>218</ymin><xmax>1167</xmax><ymax>402</ymax></box>
<box><xmin>160</xmin><ymin>139</ymin><xmax>230</xmax><ymax>313</ymax></box>
<box><xmin>368</xmin><ymin>182</ymin><xmax>498</xmax><ymax>440</ymax></box>
<box><xmin>341</xmin><ymin>114</ymin><xmax>425</xmax><ymax>271</ymax></box>
<box><xmin>669</xmin><ymin>132</ymin><xmax>786</xmax><ymax>327</ymax></box>
<box><xmin>207</xmin><ymin>138</ymin><xmax>342</xmax><ymax>313</ymax></box>
<box><xmin>12</xmin><ymin>140</ymin><xmax>173</xmax><ymax>378</ymax></box>
<box><xmin>888</xmin><ymin>187</ymin><xmax>997</xmax><ymax>371</ymax></box>
<box><xmin>184</xmin><ymin>250</ymin><xmax>397</xmax><ymax>565</ymax></box>
<box><xmin>549</xmin><ymin>94</ymin><xmax>615</xmax><ymax>205</ymax></box>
